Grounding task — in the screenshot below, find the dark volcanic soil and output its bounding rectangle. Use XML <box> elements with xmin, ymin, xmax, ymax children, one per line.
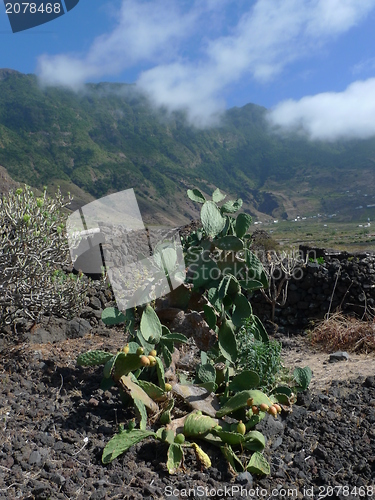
<box><xmin>0</xmin><ymin>331</ymin><xmax>375</xmax><ymax>500</ymax></box>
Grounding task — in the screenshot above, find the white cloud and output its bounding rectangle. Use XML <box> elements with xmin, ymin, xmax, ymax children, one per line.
<box><xmin>137</xmin><ymin>0</ymin><xmax>375</xmax><ymax>125</ymax></box>
<box><xmin>352</xmin><ymin>57</ymin><xmax>375</xmax><ymax>75</ymax></box>
<box><xmin>305</xmin><ymin>0</ymin><xmax>375</xmax><ymax>36</ymax></box>
<box><xmin>37</xmin><ymin>55</ymin><xmax>93</xmax><ymax>90</ymax></box>
<box><xmin>37</xmin><ymin>0</ymin><xmax>375</xmax><ymax>126</ymax></box>
<box><xmin>267</xmin><ymin>78</ymin><xmax>375</xmax><ymax>140</ymax></box>
<box><xmin>37</xmin><ymin>0</ymin><xmax>200</xmax><ymax>89</ymax></box>
<box><xmin>137</xmin><ymin>63</ymin><xmax>226</xmax><ymax>127</ymax></box>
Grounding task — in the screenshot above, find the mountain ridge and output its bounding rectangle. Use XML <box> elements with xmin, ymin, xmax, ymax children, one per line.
<box><xmin>1</xmin><ymin>69</ymin><xmax>375</xmax><ymax>224</ymax></box>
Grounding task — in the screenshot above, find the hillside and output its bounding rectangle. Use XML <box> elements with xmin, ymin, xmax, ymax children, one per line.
<box><xmin>1</xmin><ymin>68</ymin><xmax>375</xmax><ymax>224</ymax></box>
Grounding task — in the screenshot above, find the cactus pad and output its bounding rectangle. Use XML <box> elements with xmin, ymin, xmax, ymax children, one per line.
<box><xmin>76</xmin><ymin>350</ymin><xmax>113</xmax><ymax>367</ymax></box>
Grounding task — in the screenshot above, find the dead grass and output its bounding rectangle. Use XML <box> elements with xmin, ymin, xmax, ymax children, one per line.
<box><xmin>309</xmin><ymin>312</ymin><xmax>375</xmax><ymax>353</ymax></box>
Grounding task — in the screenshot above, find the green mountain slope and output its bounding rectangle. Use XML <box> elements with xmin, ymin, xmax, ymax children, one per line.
<box><xmin>1</xmin><ymin>68</ymin><xmax>375</xmax><ymax>224</ymax></box>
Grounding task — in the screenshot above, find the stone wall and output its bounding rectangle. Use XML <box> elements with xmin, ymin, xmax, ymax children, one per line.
<box><xmin>69</xmin><ymin>242</ymin><xmax>375</xmax><ymax>335</ymax></box>
<box><xmin>251</xmin><ymin>247</ymin><xmax>375</xmax><ymax>331</ymax></box>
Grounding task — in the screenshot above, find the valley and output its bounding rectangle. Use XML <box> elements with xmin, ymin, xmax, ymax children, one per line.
<box><xmin>1</xmin><ymin>68</ymin><xmax>375</xmax><ymax>249</ymax></box>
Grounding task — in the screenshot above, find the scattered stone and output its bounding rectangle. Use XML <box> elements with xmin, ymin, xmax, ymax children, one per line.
<box><xmin>271</xmin><ymin>436</ymin><xmax>283</xmax><ymax>450</ymax></box>
<box><xmin>28</xmin><ymin>450</ymin><xmax>42</xmax><ymax>465</ymax></box>
<box><xmin>50</xmin><ymin>473</ymin><xmax>66</xmax><ymax>485</ymax></box>
<box><xmin>313</xmin><ymin>445</ymin><xmax>328</xmax><ymax>460</ymax></box>
<box><xmin>90</xmin><ymin>488</ymin><xmax>106</xmax><ymax>500</ymax></box>
<box><xmin>236</xmin><ymin>471</ymin><xmax>253</xmax><ymax>487</ymax></box>
<box><xmin>364</xmin><ymin>376</ymin><xmax>375</xmax><ymax>388</ymax></box>
<box><xmin>257</xmin><ymin>413</ymin><xmax>285</xmax><ymax>439</ymax></box>
<box><xmin>329</xmin><ymin>351</ymin><xmax>350</xmax><ymax>363</ymax></box>
<box><xmin>88</xmin><ymin>296</ymin><xmax>102</xmax><ymax>310</ymax></box>
<box><xmin>296</xmin><ymin>390</ymin><xmax>312</xmax><ymax>407</ymax></box>
<box><xmin>31</xmin><ymin>482</ymin><xmax>52</xmax><ymax>500</ymax></box>
<box><xmin>25</xmin><ymin>325</ymin><xmax>67</xmax><ymax>344</ymax></box>
<box><xmin>67</xmin><ymin>318</ymin><xmax>92</xmax><ymax>338</ymax></box>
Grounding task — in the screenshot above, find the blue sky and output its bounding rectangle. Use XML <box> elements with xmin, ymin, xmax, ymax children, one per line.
<box><xmin>2</xmin><ymin>0</ymin><xmax>375</xmax><ymax>137</ymax></box>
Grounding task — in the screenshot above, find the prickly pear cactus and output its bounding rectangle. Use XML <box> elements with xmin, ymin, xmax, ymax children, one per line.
<box><xmin>101</xmin><ymin>307</ymin><xmax>127</xmax><ymax>326</ymax></box>
<box><xmin>293</xmin><ymin>366</ymin><xmax>312</xmax><ymax>390</ymax></box>
<box><xmin>216</xmin><ymin>390</ymin><xmax>273</xmax><ymax>418</ymax></box>
<box><xmin>183</xmin><ymin>411</ymin><xmax>217</xmax><ymax>437</ymax></box>
<box><xmin>246</xmin><ymin>451</ymin><xmax>271</xmax><ymax>475</ymax></box>
<box><xmin>77</xmin><ymin>350</ymin><xmax>114</xmax><ymax>366</ymax></box>
<box><xmin>76</xmin><ymin>187</ymin><xmax>309</xmax><ymax>479</ymax></box>
<box><xmin>140</xmin><ymin>305</ymin><xmax>162</xmax><ymax>343</ymax></box>
<box><xmin>201</xmin><ymin>201</ymin><xmax>226</xmax><ymax>237</ymax></box>
<box><xmin>166</xmin><ymin>443</ymin><xmax>184</xmax><ymax>474</ymax></box>
<box><xmin>102</xmin><ymin>428</ymin><xmax>155</xmax><ymax>464</ymax></box>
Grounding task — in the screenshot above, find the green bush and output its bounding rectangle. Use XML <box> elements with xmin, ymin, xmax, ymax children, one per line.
<box><xmin>0</xmin><ymin>185</ymin><xmax>88</xmax><ymax>326</ymax></box>
<box><xmin>309</xmin><ymin>256</ymin><xmax>325</xmax><ymax>265</ymax></box>
<box><xmin>236</xmin><ymin>318</ymin><xmax>283</xmax><ymax>390</ymax></box>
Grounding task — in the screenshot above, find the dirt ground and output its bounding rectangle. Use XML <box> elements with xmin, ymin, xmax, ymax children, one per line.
<box><xmin>1</xmin><ymin>329</ymin><xmax>374</xmax><ymax>499</ymax></box>
<box><xmin>14</xmin><ymin>327</ymin><xmax>375</xmax><ymax>394</ymax></box>
<box><xmin>281</xmin><ymin>335</ymin><xmax>375</xmax><ymax>391</ymax></box>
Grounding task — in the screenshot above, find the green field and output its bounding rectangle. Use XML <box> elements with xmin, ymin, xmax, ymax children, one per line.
<box><xmin>260</xmin><ymin>218</ymin><xmax>375</xmax><ymax>253</ymax></box>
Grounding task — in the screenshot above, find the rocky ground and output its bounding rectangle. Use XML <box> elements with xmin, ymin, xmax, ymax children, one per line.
<box><xmin>1</xmin><ymin>324</ymin><xmax>374</xmax><ymax>500</ymax></box>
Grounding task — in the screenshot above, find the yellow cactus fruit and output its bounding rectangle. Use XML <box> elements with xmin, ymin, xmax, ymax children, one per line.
<box><xmin>164</xmin><ymin>383</ymin><xmax>173</xmax><ymax>392</ymax></box>
<box><xmin>140</xmin><ymin>355</ymin><xmax>150</xmax><ymax>367</ymax></box>
<box><xmin>267</xmin><ymin>405</ymin><xmax>278</xmax><ymax>417</ymax></box>
<box><xmin>259</xmin><ymin>403</ymin><xmax>269</xmax><ymax>412</ymax></box>
<box><xmin>136</xmin><ymin>347</ymin><xmax>144</xmax><ymax>355</ymax></box>
<box><xmin>237</xmin><ymin>420</ymin><xmax>246</xmax><ymax>435</ymax></box>
<box><xmin>273</xmin><ymin>403</ymin><xmax>282</xmax><ymax>414</ymax></box>
<box><xmin>149</xmin><ymin>349</ymin><xmax>157</xmax><ymax>357</ymax></box>
<box><xmin>252</xmin><ymin>405</ymin><xmax>259</xmax><ymax>415</ymax></box>
<box><xmin>147</xmin><ymin>355</ymin><xmax>157</xmax><ymax>366</ymax></box>
<box><xmin>122</xmin><ymin>344</ymin><xmax>129</xmax><ymax>354</ymax></box>
<box><xmin>247</xmin><ymin>397</ymin><xmax>254</xmax><ymax>407</ymax></box>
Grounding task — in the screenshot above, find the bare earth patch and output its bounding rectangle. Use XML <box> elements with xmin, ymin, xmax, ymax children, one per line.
<box><xmin>281</xmin><ymin>335</ymin><xmax>375</xmax><ymax>391</ymax></box>
<box><xmin>14</xmin><ymin>328</ymin><xmax>375</xmax><ymax>394</ymax></box>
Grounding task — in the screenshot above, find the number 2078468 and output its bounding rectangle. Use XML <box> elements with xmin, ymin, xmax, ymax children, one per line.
<box><xmin>5</xmin><ymin>3</ymin><xmax>62</xmax><ymax>14</ymax></box>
